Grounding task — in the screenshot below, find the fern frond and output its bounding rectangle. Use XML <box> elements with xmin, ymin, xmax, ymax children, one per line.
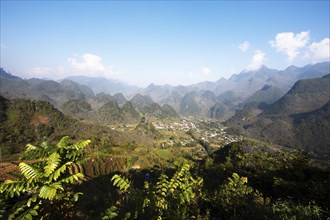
<box><xmin>57</xmin><ymin>136</ymin><xmax>70</xmax><ymax>149</ymax></box>
<box><xmin>60</xmin><ymin>173</ymin><xmax>84</xmax><ymax>184</ymax></box>
<box><xmin>39</xmin><ymin>183</ymin><xmax>63</xmax><ymax>200</ymax></box>
<box><xmin>0</xmin><ymin>180</ymin><xmax>32</xmax><ymax>198</ymax></box>
<box><xmin>111</xmin><ymin>174</ymin><xmax>130</xmax><ymax>192</ymax></box>
<box><xmin>19</xmin><ymin>163</ymin><xmax>40</xmax><ymax>182</ymax></box>
<box><xmin>21</xmin><ymin>142</ymin><xmax>54</xmax><ymax>160</ymax></box>
<box><xmin>50</xmin><ymin>161</ymin><xmax>73</xmax><ymax>181</ymax></box>
<box><xmin>44</xmin><ymin>152</ymin><xmax>61</xmax><ymax>177</ymax></box>
<box><xmin>26</xmin><ymin>143</ymin><xmax>38</xmax><ymax>151</ymax></box>
<box><xmin>70</xmin><ymin>139</ymin><xmax>91</xmax><ymax>150</ymax></box>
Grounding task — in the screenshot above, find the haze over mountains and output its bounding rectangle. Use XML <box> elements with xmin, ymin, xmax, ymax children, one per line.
<box><xmin>227</xmin><ymin>74</ymin><xmax>330</xmax><ymax>154</ymax></box>
<box><xmin>2</xmin><ymin>62</ymin><xmax>329</xmax><ymax>119</ymax></box>
<box><xmin>1</xmin><ymin>62</ymin><xmax>329</xmax><ymax>154</ymax></box>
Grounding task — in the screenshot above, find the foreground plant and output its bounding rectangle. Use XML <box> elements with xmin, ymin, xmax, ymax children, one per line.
<box><xmin>0</xmin><ymin>136</ymin><xmax>91</xmax><ymax>219</ymax></box>
<box><xmin>105</xmin><ymin>163</ymin><xmax>204</xmax><ymax>220</ymax></box>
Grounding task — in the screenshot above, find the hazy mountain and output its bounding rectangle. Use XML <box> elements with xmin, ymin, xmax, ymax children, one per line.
<box><xmin>0</xmin><ymin>68</ymin><xmax>32</xmax><ymax>99</ymax></box>
<box><xmin>65</xmin><ymin>75</ymin><xmax>139</xmax><ymax>96</ymax></box>
<box><xmin>130</xmin><ymin>94</ymin><xmax>154</xmax><ymax>111</ymax></box>
<box><xmin>142</xmin><ymin>103</ymin><xmax>179</xmax><ymax>119</ymax></box>
<box><xmin>113</xmin><ymin>93</ymin><xmax>127</xmax><ymax>106</ymax></box>
<box><xmin>144</xmin><ymin>83</ymin><xmax>174</xmax><ymax>103</ymax></box>
<box><xmin>192</xmin><ymin>90</ymin><xmax>216</xmax><ymax>116</ymax></box>
<box><xmin>194</xmin><ymin>62</ymin><xmax>329</xmax><ymax>100</ymax></box>
<box><xmin>1</xmin><ymin>62</ymin><xmax>329</xmax><ymax>120</ymax></box>
<box><xmin>230</xmin><ymin>74</ymin><xmax>330</xmax><ymax>154</ymax></box>
<box><xmin>94</xmin><ymin>92</ymin><xmax>115</xmax><ymax>103</ymax></box>
<box><xmin>161</xmin><ymin>104</ymin><xmax>180</xmax><ymax>119</ymax></box>
<box><xmin>60</xmin><ymin>79</ymin><xmax>95</xmax><ymax>99</ymax></box>
<box><xmin>241</xmin><ymin>85</ymin><xmax>285</xmax><ymax>109</ymax></box>
<box><xmin>179</xmin><ymin>92</ymin><xmax>201</xmax><ymax>116</ymax></box>
<box><xmin>60</xmin><ymin>99</ymin><xmax>92</xmax><ymax>120</ymax></box>
<box><xmin>159</xmin><ymin>90</ymin><xmax>184</xmax><ymax>114</ymax></box>
<box><xmin>280</xmin><ymin>62</ymin><xmax>330</xmax><ymax>79</ymax></box>
<box><xmin>0</xmin><ymin>69</ymin><xmax>95</xmax><ymax>107</ymax></box>
<box><xmin>98</xmin><ymin>99</ymin><xmax>123</xmax><ymax>123</ymax></box>
<box><xmin>209</xmin><ymin>102</ymin><xmax>235</xmax><ymax>121</ymax></box>
<box><xmin>26</xmin><ymin>78</ymin><xmax>46</xmax><ymax>86</ymax></box>
<box><xmin>217</xmin><ymin>91</ymin><xmax>241</xmax><ymax>104</ymax></box>
<box><xmin>263</xmin><ymin>74</ymin><xmax>330</xmax><ymax>116</ymax></box>
<box><xmin>121</xmin><ymin>101</ymin><xmax>140</xmax><ymax>123</ymax></box>
<box><xmin>140</xmin><ymin>62</ymin><xmax>329</xmax><ymax>116</ymax></box>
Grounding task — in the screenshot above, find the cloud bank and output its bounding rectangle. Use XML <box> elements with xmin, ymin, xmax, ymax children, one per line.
<box><xmin>245</xmin><ymin>50</ymin><xmax>266</xmax><ymax>71</ymax></box>
<box><xmin>25</xmin><ymin>53</ymin><xmax>116</xmax><ymax>80</ymax></box>
<box><xmin>238</xmin><ymin>41</ymin><xmax>250</xmax><ymax>52</ymax></box>
<box><xmin>68</xmin><ymin>53</ymin><xmax>106</xmax><ymax>73</ymax></box>
<box><xmin>308</xmin><ymin>38</ymin><xmax>330</xmax><ymax>63</ymax></box>
<box><xmin>270</xmin><ymin>31</ymin><xmax>329</xmax><ymax>63</ymax></box>
<box><xmin>269</xmin><ymin>31</ymin><xmax>309</xmax><ymax>62</ymax></box>
<box><xmin>67</xmin><ymin>53</ymin><xmax>114</xmax><ymax>77</ymax></box>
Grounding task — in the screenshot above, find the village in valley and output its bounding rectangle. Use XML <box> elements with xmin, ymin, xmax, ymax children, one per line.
<box><xmin>152</xmin><ymin>117</ymin><xmax>243</xmax><ymax>153</ymax></box>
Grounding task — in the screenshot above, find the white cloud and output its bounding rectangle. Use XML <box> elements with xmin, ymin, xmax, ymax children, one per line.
<box><xmin>270</xmin><ymin>31</ymin><xmax>310</xmax><ymax>62</ymax></box>
<box><xmin>201</xmin><ymin>67</ymin><xmax>211</xmax><ymax>76</ymax></box>
<box><xmin>24</xmin><ymin>53</ymin><xmax>117</xmax><ymax>80</ymax></box>
<box><xmin>67</xmin><ymin>53</ymin><xmax>115</xmax><ymax>78</ymax></box>
<box><xmin>68</xmin><ymin>53</ymin><xmax>106</xmax><ymax>72</ymax></box>
<box><xmin>238</xmin><ymin>41</ymin><xmax>250</xmax><ymax>52</ymax></box>
<box><xmin>245</xmin><ymin>50</ymin><xmax>266</xmax><ymax>71</ymax></box>
<box><xmin>308</xmin><ymin>38</ymin><xmax>330</xmax><ymax>63</ymax></box>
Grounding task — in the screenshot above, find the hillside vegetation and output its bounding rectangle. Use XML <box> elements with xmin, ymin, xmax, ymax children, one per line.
<box><xmin>1</xmin><ymin>138</ymin><xmax>329</xmax><ymax>219</ymax></box>
<box><xmin>227</xmin><ymin>75</ymin><xmax>330</xmax><ymax>154</ymax></box>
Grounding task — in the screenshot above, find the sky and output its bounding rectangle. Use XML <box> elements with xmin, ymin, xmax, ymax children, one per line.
<box><xmin>1</xmin><ymin>1</ymin><xmax>329</xmax><ymax>87</ymax></box>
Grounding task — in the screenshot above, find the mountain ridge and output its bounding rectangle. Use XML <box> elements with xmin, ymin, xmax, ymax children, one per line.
<box><xmin>226</xmin><ymin>74</ymin><xmax>330</xmax><ymax>154</ymax></box>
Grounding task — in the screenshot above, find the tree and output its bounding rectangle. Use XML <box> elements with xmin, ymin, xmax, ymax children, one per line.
<box><xmin>0</xmin><ymin>136</ymin><xmax>91</xmax><ymax>219</ymax></box>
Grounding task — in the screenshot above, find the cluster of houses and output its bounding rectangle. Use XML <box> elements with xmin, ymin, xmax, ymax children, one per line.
<box><xmin>155</xmin><ymin>117</ymin><xmax>243</xmax><ymax>148</ymax></box>
<box><xmin>154</xmin><ymin>118</ymin><xmax>197</xmax><ymax>131</ymax></box>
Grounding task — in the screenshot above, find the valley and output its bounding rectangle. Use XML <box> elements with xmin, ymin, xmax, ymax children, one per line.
<box><xmin>1</xmin><ymin>1</ymin><xmax>329</xmax><ymax>218</ymax></box>
<box><xmin>0</xmin><ymin>62</ymin><xmax>329</xmax><ymax>219</ymax></box>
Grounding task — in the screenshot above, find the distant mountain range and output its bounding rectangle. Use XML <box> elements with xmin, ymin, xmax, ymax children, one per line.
<box><xmin>227</xmin><ymin>74</ymin><xmax>330</xmax><ymax>154</ymax></box>
<box><xmin>0</xmin><ymin>68</ymin><xmax>95</xmax><ymax>107</ymax></box>
<box><xmin>0</xmin><ymin>68</ymin><xmax>180</xmax><ymax>123</ymax></box>
<box><xmin>1</xmin><ymin>62</ymin><xmax>329</xmax><ymax>154</ymax></box>
<box><xmin>138</xmin><ymin>62</ymin><xmax>329</xmax><ymax>118</ymax></box>
<box><xmin>65</xmin><ymin>75</ymin><xmax>139</xmax><ymax>96</ymax></box>
<box><xmin>240</xmin><ymin>84</ymin><xmax>285</xmax><ymax>109</ymax></box>
<box><xmin>1</xmin><ymin>62</ymin><xmax>329</xmax><ymax>121</ymax></box>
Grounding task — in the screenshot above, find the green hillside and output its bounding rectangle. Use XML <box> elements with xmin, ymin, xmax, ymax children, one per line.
<box><xmin>228</xmin><ymin>75</ymin><xmax>330</xmax><ymax>154</ymax></box>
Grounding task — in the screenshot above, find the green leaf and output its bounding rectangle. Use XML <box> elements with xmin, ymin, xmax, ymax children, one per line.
<box><xmin>39</xmin><ymin>185</ymin><xmax>57</xmax><ymax>200</ymax></box>
<box><xmin>24</xmin><ymin>213</ymin><xmax>33</xmax><ymax>220</ymax></box>
<box><xmin>26</xmin><ymin>144</ymin><xmax>37</xmax><ymax>151</ymax></box>
<box><xmin>44</xmin><ymin>152</ymin><xmax>61</xmax><ymax>177</ymax></box>
<box><xmin>29</xmin><ymin>209</ymin><xmax>38</xmax><ymax>216</ymax></box>
<box><xmin>19</xmin><ymin>163</ymin><xmax>39</xmax><ymax>181</ymax></box>
<box><xmin>57</xmin><ymin>136</ymin><xmax>70</xmax><ymax>149</ymax></box>
<box><xmin>51</xmin><ymin>162</ymin><xmax>72</xmax><ymax>181</ymax></box>
<box><xmin>73</xmin><ymin>192</ymin><xmax>83</xmax><ymax>202</ymax></box>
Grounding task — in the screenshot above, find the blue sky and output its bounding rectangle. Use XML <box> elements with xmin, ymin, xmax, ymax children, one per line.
<box><xmin>1</xmin><ymin>1</ymin><xmax>329</xmax><ymax>87</ymax></box>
